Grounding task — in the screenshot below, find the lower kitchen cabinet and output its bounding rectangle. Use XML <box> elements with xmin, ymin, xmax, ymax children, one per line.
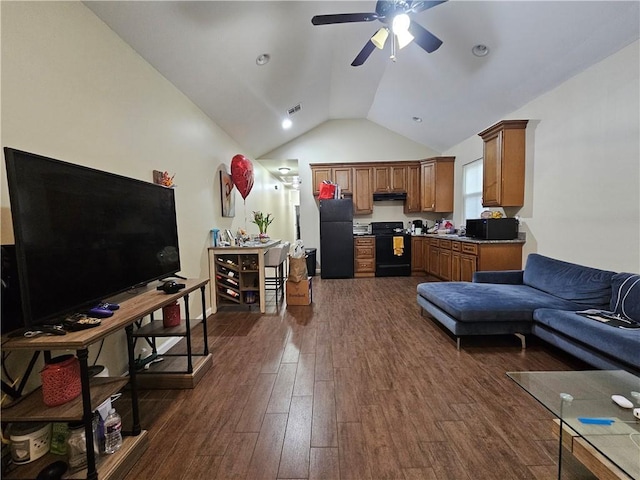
<box><xmin>411</xmin><ymin>237</ymin><xmax>425</xmax><ymax>275</ymax></box>
<box><xmin>411</xmin><ymin>236</ymin><xmax>523</xmax><ymax>281</ymax></box>
<box><xmin>354</xmin><ymin>236</ymin><xmax>375</xmax><ymax>277</ymax></box>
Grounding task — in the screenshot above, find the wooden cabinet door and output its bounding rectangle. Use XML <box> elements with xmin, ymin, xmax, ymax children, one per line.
<box><xmin>390</xmin><ymin>165</ymin><xmax>407</xmax><ymax>192</ymax></box>
<box><xmin>373</xmin><ymin>166</ymin><xmax>390</xmax><ymax>193</ymax></box>
<box><xmin>428</xmin><ymin>245</ymin><xmax>440</xmax><ymax>277</ymax></box>
<box><xmin>312</xmin><ymin>167</ymin><xmax>332</xmax><ymax>196</ymax></box>
<box><xmin>404</xmin><ymin>164</ymin><xmax>421</xmax><ymax>213</ymax></box>
<box><xmin>421</xmin><ymin>161</ymin><xmax>435</xmax><ymax>212</ymax></box>
<box><xmin>482</xmin><ymin>130</ymin><xmax>502</xmax><ymax>206</ymax></box>
<box><xmin>352</xmin><ymin>167</ymin><xmax>373</xmax><ymax>215</ymax></box>
<box><xmin>411</xmin><ymin>237</ymin><xmax>424</xmax><ymax>274</ymax></box>
<box><xmin>460</xmin><ymin>254</ymin><xmax>477</xmax><ymax>282</ymax></box>
<box><xmin>423</xmin><ymin>238</ymin><xmax>430</xmax><ymax>274</ymax></box>
<box><xmin>439</xmin><ymin>249</ymin><xmax>452</xmax><ymax>281</ymax></box>
<box><xmin>333</xmin><ymin>167</ymin><xmax>352</xmax><ymax>194</ymax></box>
<box><xmin>480</xmin><ymin>120</ymin><xmax>528</xmax><ymax>207</ymax></box>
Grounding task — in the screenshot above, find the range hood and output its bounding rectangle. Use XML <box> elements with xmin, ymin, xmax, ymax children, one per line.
<box><xmin>373</xmin><ymin>191</ymin><xmax>407</xmax><ymax>201</ymax></box>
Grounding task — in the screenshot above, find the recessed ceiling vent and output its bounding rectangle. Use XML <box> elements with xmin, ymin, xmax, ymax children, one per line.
<box><xmin>287</xmin><ymin>103</ymin><xmax>302</xmax><ymax>116</ymax></box>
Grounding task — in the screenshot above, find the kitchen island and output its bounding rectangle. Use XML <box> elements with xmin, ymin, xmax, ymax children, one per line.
<box><xmin>410</xmin><ymin>234</ymin><xmax>525</xmax><ymax>281</ymax></box>
<box><xmin>208</xmin><ymin>240</ymin><xmax>280</xmax><ymax>314</ymax></box>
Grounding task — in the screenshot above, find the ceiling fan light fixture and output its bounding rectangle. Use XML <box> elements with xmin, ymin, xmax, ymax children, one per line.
<box><xmin>396</xmin><ymin>29</ymin><xmax>414</xmax><ymax>49</ymax></box>
<box><xmin>371</xmin><ymin>27</ymin><xmax>389</xmax><ymax>49</ymax></box>
<box><xmin>392</xmin><ymin>13</ymin><xmax>411</xmax><ymax>34</ymax></box>
<box><xmin>472</xmin><ymin>44</ymin><xmax>489</xmax><ymax>57</ymax></box>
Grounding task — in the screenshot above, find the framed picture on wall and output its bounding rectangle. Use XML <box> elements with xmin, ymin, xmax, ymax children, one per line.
<box><xmin>220</xmin><ymin>169</ymin><xmax>235</xmax><ymax>217</ymax></box>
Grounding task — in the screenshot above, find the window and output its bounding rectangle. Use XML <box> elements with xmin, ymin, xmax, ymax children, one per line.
<box><xmin>463</xmin><ymin>159</ymin><xmax>483</xmax><ymax>220</ymax></box>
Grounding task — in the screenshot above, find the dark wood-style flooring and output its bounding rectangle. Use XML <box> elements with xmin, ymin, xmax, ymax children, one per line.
<box><xmin>122</xmin><ymin>276</ymin><xmax>597</xmax><ymax>480</ymax></box>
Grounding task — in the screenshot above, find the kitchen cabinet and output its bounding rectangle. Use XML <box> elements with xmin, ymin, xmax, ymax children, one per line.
<box><xmin>354</xmin><ymin>236</ymin><xmax>375</xmax><ymax>277</ymax></box>
<box><xmin>425</xmin><ymin>237</ymin><xmax>523</xmax><ymax>282</ymax></box>
<box><xmin>404</xmin><ymin>164</ymin><xmax>421</xmax><ymax>213</ymax></box>
<box><xmin>311</xmin><ymin>166</ymin><xmax>352</xmax><ymax>195</ymax></box>
<box><xmin>420</xmin><ymin>157</ymin><xmax>455</xmax><ymax>213</ymax></box>
<box><xmin>352</xmin><ymin>166</ymin><xmax>373</xmax><ymax>215</ymax></box>
<box><xmin>451</xmin><ymin>241</ymin><xmax>461</xmax><ymax>282</ymax></box>
<box><xmin>373</xmin><ymin>165</ymin><xmax>407</xmax><ymax>193</ymax></box>
<box><xmin>428</xmin><ymin>239</ymin><xmax>440</xmax><ymax>277</ymax></box>
<box><xmin>411</xmin><ymin>237</ymin><xmax>425</xmax><ymax>275</ymax></box>
<box><xmin>478</xmin><ymin>120</ymin><xmax>528</xmax><ymax>207</ymax></box>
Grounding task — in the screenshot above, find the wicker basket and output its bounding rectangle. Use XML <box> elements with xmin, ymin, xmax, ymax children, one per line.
<box><xmin>40</xmin><ymin>355</ymin><xmax>81</xmax><ymax>407</ymax></box>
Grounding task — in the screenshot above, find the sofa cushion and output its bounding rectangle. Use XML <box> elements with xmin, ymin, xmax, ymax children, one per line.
<box><xmin>523</xmin><ymin>254</ymin><xmax>615</xmax><ymax>308</ymax></box>
<box><xmin>610</xmin><ymin>273</ymin><xmax>640</xmax><ymax>322</ymax></box>
<box><xmin>416</xmin><ymin>282</ymin><xmax>584</xmax><ymax>323</ymax></box>
<box><xmin>533</xmin><ymin>308</ymin><xmax>640</xmax><ymax>369</ymax></box>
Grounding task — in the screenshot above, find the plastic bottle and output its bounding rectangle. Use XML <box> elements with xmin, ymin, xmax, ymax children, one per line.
<box><xmin>103</xmin><ymin>408</ymin><xmax>122</xmax><ymax>454</ymax></box>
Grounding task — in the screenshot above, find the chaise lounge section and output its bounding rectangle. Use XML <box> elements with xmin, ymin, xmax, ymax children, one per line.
<box><xmin>417</xmin><ymin>254</ymin><xmax>640</xmax><ymax>374</ymax></box>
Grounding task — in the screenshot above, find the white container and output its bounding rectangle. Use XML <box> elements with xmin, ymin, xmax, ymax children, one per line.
<box><xmin>9</xmin><ymin>422</ymin><xmax>51</xmax><ymax>464</ymax></box>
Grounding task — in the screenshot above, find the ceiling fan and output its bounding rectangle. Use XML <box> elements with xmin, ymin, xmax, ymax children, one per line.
<box><xmin>311</xmin><ymin>0</ymin><xmax>447</xmax><ymax>66</ymax></box>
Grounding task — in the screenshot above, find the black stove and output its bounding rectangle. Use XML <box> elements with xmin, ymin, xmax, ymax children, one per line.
<box><xmin>370</xmin><ymin>222</ymin><xmax>412</xmax><ymax>277</ymax></box>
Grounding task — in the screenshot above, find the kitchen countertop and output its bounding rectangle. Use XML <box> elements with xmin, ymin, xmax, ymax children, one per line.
<box><xmin>413</xmin><ymin>233</ymin><xmax>525</xmax><ymax>244</ymax></box>
<box><xmin>352</xmin><ymin>233</ymin><xmax>525</xmax><ymax>244</ymax></box>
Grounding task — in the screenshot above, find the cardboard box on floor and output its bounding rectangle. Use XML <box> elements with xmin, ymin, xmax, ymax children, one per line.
<box><xmin>286</xmin><ymin>277</ymin><xmax>312</xmax><ymax>305</ymax></box>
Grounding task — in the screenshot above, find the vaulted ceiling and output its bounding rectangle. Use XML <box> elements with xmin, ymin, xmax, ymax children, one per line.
<box><xmin>86</xmin><ymin>1</ymin><xmax>639</xmax><ymax>159</ymax></box>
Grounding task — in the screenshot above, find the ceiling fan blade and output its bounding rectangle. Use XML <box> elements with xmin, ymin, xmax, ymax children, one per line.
<box><xmin>351</xmin><ymin>41</ymin><xmax>377</xmax><ymax>67</ymax></box>
<box><xmin>408</xmin><ymin>0</ymin><xmax>447</xmax><ymax>14</ymax></box>
<box><xmin>408</xmin><ymin>21</ymin><xmax>443</xmax><ymax>53</ymax></box>
<box><xmin>312</xmin><ymin>12</ymin><xmax>379</xmax><ymax>25</ymax></box>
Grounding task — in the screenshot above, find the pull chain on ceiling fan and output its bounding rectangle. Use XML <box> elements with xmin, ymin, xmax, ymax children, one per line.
<box><xmin>311</xmin><ymin>0</ymin><xmax>447</xmax><ymax>66</ymax></box>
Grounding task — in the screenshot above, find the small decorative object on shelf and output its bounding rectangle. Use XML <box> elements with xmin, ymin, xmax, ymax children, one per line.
<box><xmin>252</xmin><ymin>211</ymin><xmax>273</xmax><ymax>242</ymax></box>
<box><xmin>153</xmin><ymin>170</ymin><xmax>176</xmax><ymax>188</ymax></box>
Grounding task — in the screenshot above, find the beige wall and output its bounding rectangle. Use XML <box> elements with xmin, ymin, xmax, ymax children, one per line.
<box><xmin>0</xmin><ymin>2</ymin><xmax>294</xmax><ymax>378</ymax></box>
<box><xmin>446</xmin><ymin>40</ymin><xmax>640</xmax><ymax>273</ymax></box>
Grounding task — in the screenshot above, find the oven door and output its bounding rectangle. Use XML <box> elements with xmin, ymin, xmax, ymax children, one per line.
<box><xmin>375</xmin><ymin>234</ymin><xmax>412</xmax><ymax>277</ymax></box>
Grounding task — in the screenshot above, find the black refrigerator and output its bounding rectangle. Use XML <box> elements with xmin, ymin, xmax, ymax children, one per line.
<box><xmin>320</xmin><ymin>199</ymin><xmax>354</xmax><ymax>279</ymax></box>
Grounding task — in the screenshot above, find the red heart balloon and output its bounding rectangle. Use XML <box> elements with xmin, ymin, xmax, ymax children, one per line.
<box><xmin>231</xmin><ymin>154</ymin><xmax>254</xmax><ymax>200</ymax></box>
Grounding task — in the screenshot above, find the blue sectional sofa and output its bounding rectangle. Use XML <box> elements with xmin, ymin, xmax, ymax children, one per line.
<box><xmin>416</xmin><ymin>254</ymin><xmax>640</xmax><ymax>374</ymax></box>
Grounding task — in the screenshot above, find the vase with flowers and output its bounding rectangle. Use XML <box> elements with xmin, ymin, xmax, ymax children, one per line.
<box><xmin>252</xmin><ymin>211</ymin><xmax>274</xmax><ymax>243</ymax></box>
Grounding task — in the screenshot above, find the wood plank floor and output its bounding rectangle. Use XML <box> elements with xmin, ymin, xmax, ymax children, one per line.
<box><xmin>121</xmin><ymin>276</ymin><xmax>598</xmax><ymax>480</ymax></box>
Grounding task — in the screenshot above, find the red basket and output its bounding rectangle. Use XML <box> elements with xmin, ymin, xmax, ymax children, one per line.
<box><xmin>40</xmin><ymin>355</ymin><xmax>81</xmax><ymax>407</ymax></box>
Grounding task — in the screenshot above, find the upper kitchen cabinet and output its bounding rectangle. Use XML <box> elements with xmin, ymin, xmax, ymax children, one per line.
<box><xmin>373</xmin><ymin>165</ymin><xmax>407</xmax><ymax>193</ymax></box>
<box><xmin>311</xmin><ymin>165</ymin><xmax>353</xmax><ymax>195</ymax></box>
<box><xmin>352</xmin><ymin>166</ymin><xmax>374</xmax><ymax>215</ymax></box>
<box><xmin>420</xmin><ymin>157</ymin><xmax>455</xmax><ymax>213</ymax></box>
<box><xmin>404</xmin><ymin>163</ymin><xmax>421</xmax><ymax>213</ymax></box>
<box><xmin>478</xmin><ymin>120</ymin><xmax>528</xmax><ymax>207</ymax></box>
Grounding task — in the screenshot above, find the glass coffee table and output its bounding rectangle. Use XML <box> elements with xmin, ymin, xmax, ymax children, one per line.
<box><xmin>507</xmin><ymin>370</ymin><xmax>640</xmax><ymax>479</ymax></box>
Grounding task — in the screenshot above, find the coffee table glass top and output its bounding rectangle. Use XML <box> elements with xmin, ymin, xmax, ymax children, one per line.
<box><xmin>507</xmin><ymin>370</ymin><xmax>640</xmax><ymax>479</ymax></box>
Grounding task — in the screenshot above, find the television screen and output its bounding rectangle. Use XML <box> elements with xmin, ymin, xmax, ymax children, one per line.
<box><xmin>4</xmin><ymin>148</ymin><xmax>181</xmax><ymax>327</ymax></box>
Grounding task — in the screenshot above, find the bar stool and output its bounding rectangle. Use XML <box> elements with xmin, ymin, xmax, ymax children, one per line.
<box><xmin>264</xmin><ymin>242</ymin><xmax>290</xmax><ymax>299</ymax></box>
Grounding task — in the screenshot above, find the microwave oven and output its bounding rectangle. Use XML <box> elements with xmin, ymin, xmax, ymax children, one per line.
<box><xmin>465</xmin><ymin>218</ymin><xmax>519</xmax><ymax>240</ymax></box>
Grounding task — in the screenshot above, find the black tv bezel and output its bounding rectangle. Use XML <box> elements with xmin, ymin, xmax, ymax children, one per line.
<box><xmin>4</xmin><ymin>147</ymin><xmax>181</xmax><ymax>328</ymax></box>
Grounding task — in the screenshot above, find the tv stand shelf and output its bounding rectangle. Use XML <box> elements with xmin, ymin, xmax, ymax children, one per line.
<box><xmin>0</xmin><ymin>278</ymin><xmax>208</xmax><ymax>480</ymax></box>
<box><xmin>129</xmin><ymin>279</ymin><xmax>212</xmax><ymax>389</ymax></box>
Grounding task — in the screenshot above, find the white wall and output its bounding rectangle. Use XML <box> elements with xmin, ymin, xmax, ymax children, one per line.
<box><xmin>445</xmin><ymin>40</ymin><xmax>640</xmax><ymax>273</ymax></box>
<box><xmin>0</xmin><ymin>2</ymin><xmax>293</xmax><ymax>379</ymax></box>
<box><xmin>261</xmin><ymin>119</ymin><xmax>441</xmax><ymax>262</ymax></box>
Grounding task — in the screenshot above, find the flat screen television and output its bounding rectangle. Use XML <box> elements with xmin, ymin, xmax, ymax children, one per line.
<box><xmin>3</xmin><ymin>147</ymin><xmax>181</xmax><ymax>329</ymax></box>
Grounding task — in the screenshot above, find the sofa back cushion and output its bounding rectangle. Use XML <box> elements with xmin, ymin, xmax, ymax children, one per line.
<box><xmin>523</xmin><ymin>254</ymin><xmax>615</xmax><ymax>308</ymax></box>
<box><xmin>610</xmin><ymin>273</ymin><xmax>640</xmax><ymax>322</ymax></box>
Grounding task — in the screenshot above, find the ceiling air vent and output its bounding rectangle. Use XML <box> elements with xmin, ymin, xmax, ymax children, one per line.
<box><xmin>287</xmin><ymin>103</ymin><xmax>302</xmax><ymax>116</ymax></box>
